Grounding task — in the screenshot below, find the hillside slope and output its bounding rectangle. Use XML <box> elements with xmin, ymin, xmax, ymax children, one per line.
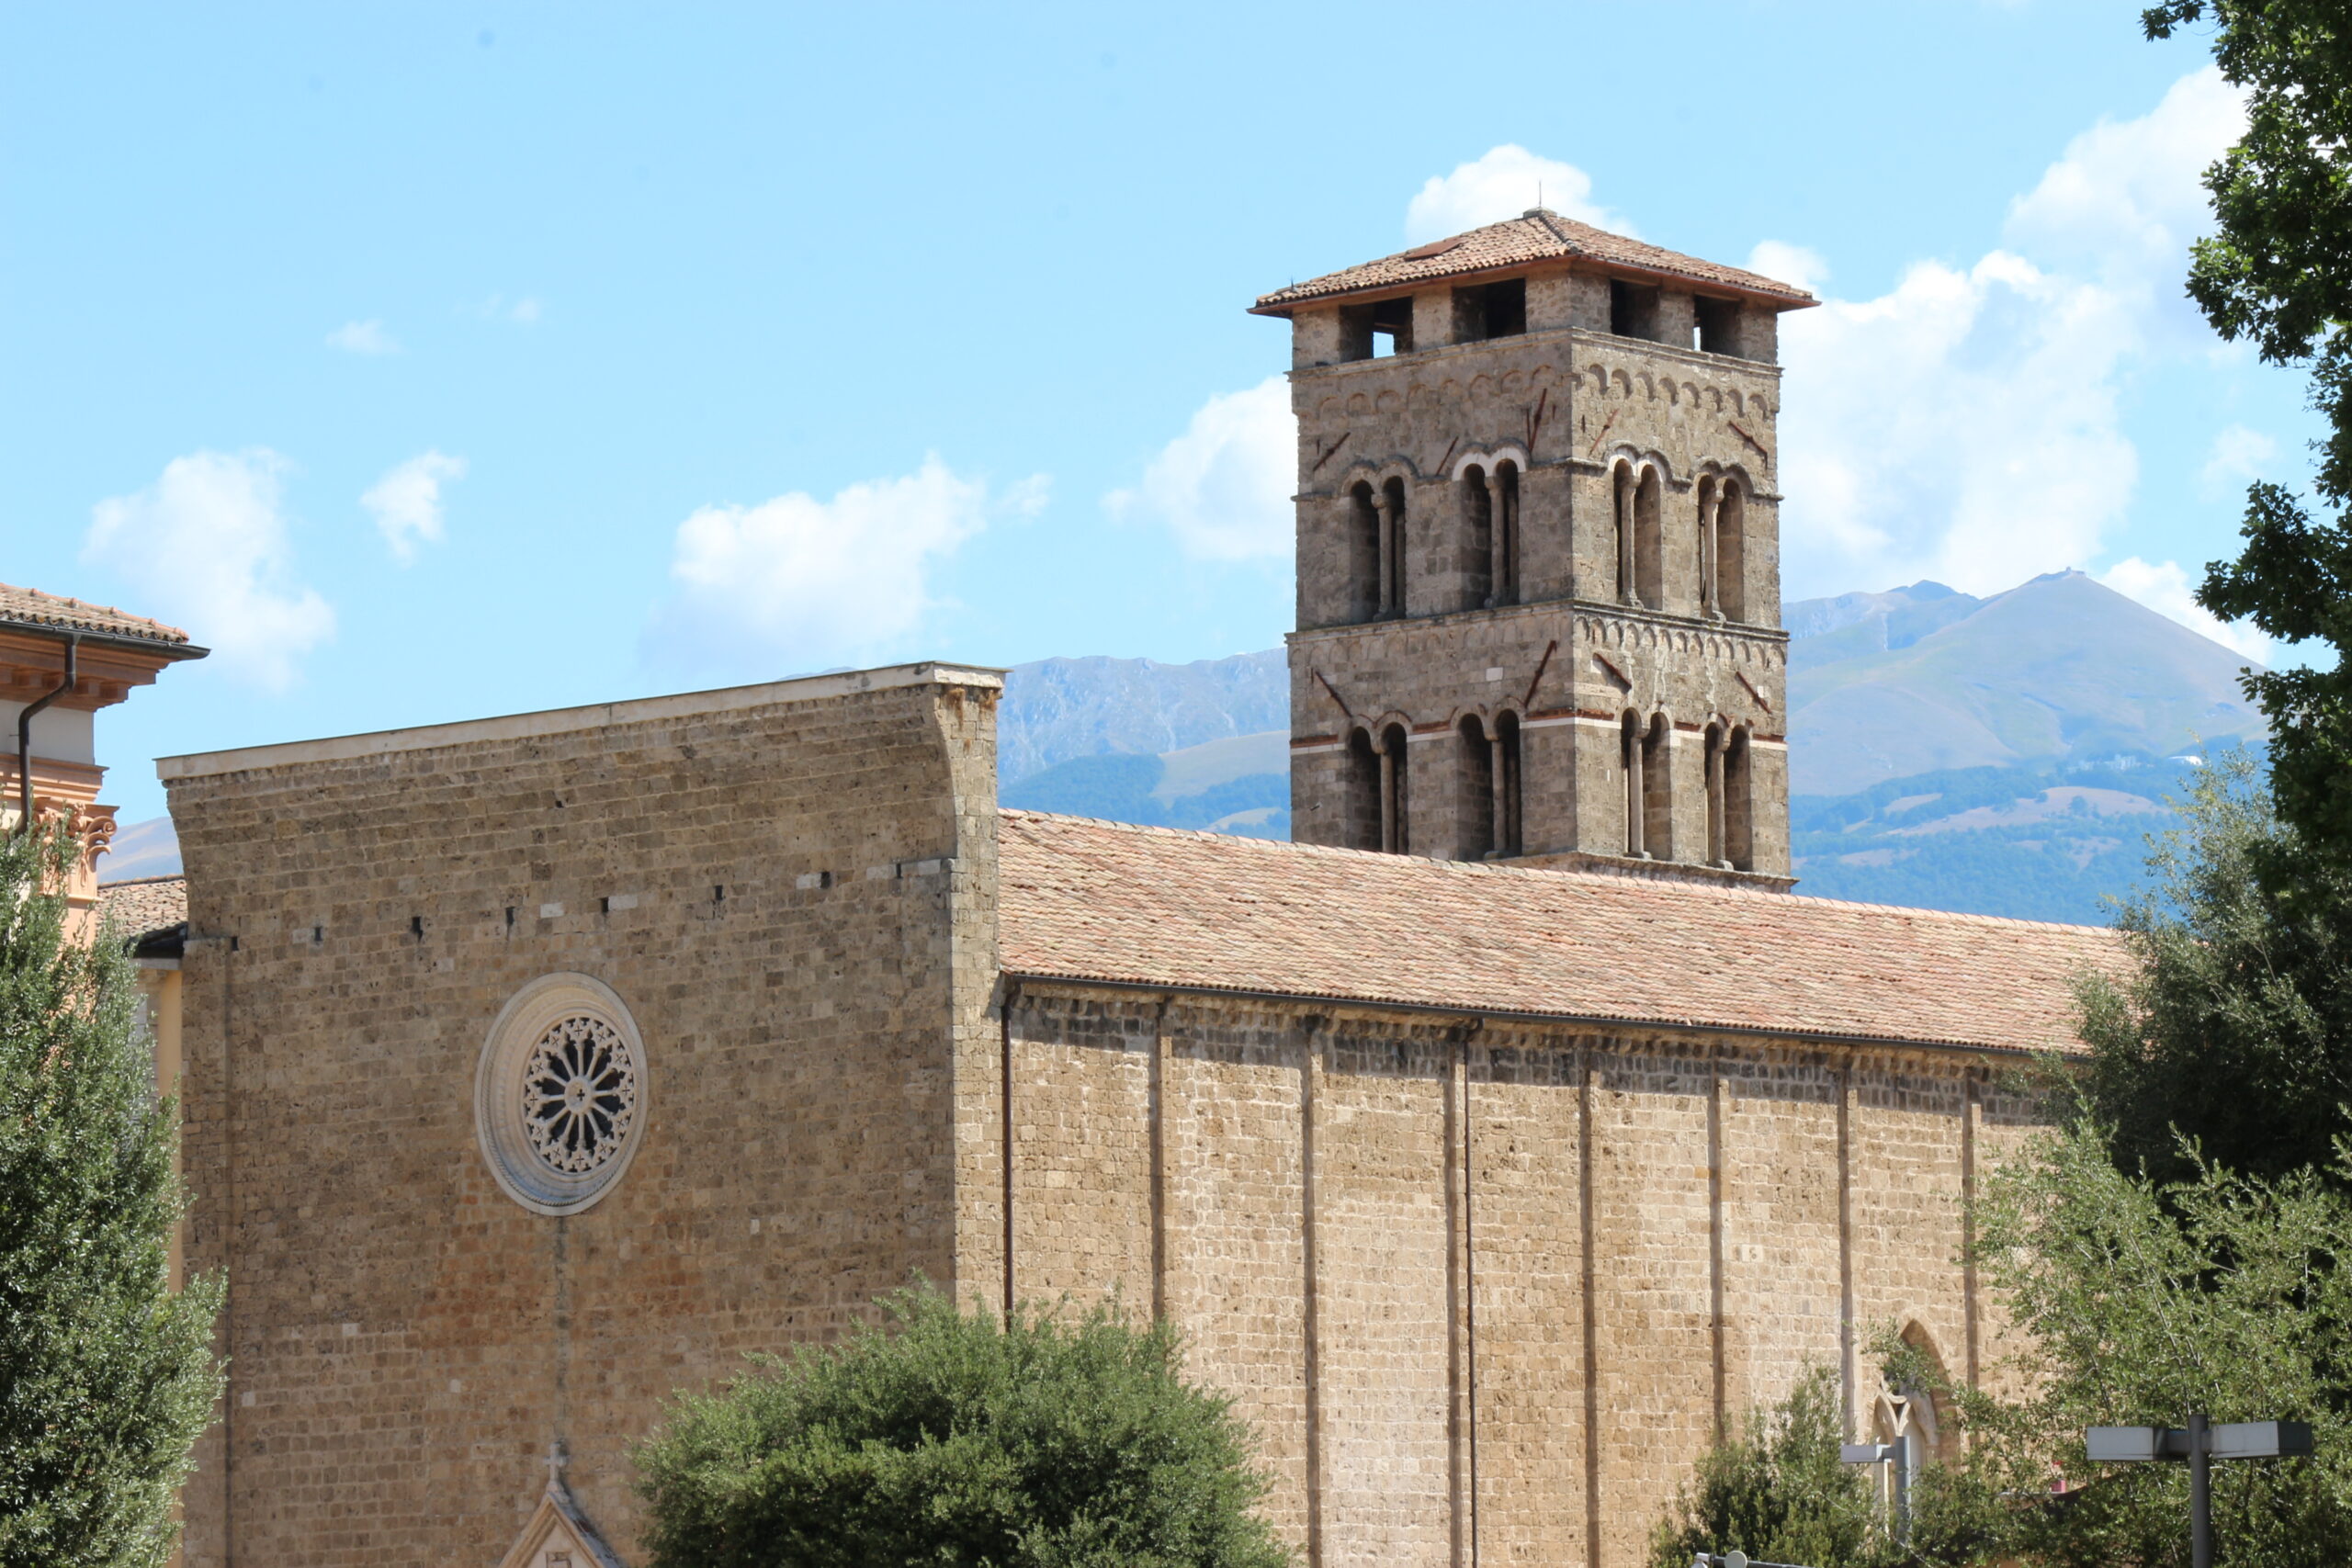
<box><xmin>997</xmin><ymin>649</ymin><xmax>1285</xmax><ymax>781</ymax></box>
<box><xmin>1788</xmin><ymin>571</ymin><xmax>2260</xmax><ymax>795</ymax></box>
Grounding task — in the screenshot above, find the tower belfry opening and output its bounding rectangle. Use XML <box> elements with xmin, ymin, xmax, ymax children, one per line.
<box><xmin>1254</xmin><ymin>209</ymin><xmax>1815</xmax><ymax>885</ymax></box>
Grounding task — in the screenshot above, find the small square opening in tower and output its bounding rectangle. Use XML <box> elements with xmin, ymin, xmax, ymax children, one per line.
<box><xmin>1371</xmin><ymin>296</ymin><xmax>1413</xmax><ymax>357</ymax></box>
<box><xmin>1480</xmin><ymin>278</ymin><xmax>1526</xmax><ymax>339</ymax></box>
<box><xmin>1610</xmin><ymin>278</ymin><xmax>1661</xmax><ymax>341</ymax></box>
<box><xmin>1453</xmin><ymin>279</ymin><xmax>1526</xmax><ymax>343</ymax></box>
<box><xmin>1695</xmin><ymin>295</ymin><xmax>1739</xmax><ymax>355</ymax></box>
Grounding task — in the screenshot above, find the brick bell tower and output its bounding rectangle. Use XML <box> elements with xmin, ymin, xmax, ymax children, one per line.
<box><xmin>1252</xmin><ymin>210</ymin><xmax>1815</xmax><ymax>885</ymax></box>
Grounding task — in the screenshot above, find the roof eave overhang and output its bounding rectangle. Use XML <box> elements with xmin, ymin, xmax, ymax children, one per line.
<box><xmin>1250</xmin><ymin>255</ymin><xmax>1817</xmax><ymax>319</ymax></box>
<box><xmin>0</xmin><ymin>617</ymin><xmax>209</xmax><ymax>662</ymax></box>
<box><xmin>1001</xmin><ymin>970</ymin><xmax>2075</xmax><ymax>1062</ymax></box>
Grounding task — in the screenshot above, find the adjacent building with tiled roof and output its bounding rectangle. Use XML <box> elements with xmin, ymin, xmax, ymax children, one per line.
<box><xmin>98</xmin><ymin>872</ymin><xmax>187</xmax><ymax>945</ymax></box>
<box><xmin>0</xmin><ymin>581</ymin><xmax>196</xmax><ymax>648</ymax></box>
<box><xmin>2</xmin><ymin>581</ymin><xmax>203</xmax><ymax>930</ymax></box>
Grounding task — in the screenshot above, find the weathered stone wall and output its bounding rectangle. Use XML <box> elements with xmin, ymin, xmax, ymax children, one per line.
<box><xmin>1004</xmin><ymin>986</ymin><xmax>2011</xmax><ymax>1568</ymax></box>
<box><xmin>165</xmin><ymin>666</ymin><xmax>1002</xmax><ymax>1568</ymax></box>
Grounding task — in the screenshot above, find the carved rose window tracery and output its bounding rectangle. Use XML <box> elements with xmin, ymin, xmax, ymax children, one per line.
<box><xmin>522</xmin><ymin>1017</ymin><xmax>639</xmax><ymax>1175</ymax></box>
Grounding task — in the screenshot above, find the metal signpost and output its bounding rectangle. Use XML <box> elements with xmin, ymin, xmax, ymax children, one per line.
<box><xmin>2084</xmin><ymin>1417</ymin><xmax>2314</xmax><ymax>1568</ymax></box>
<box><xmin>1841</xmin><ymin>1432</ymin><xmax>1919</xmax><ymax>1540</ymax></box>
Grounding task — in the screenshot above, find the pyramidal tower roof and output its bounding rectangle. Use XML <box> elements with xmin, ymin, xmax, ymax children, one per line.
<box><xmin>1250</xmin><ymin>209</ymin><xmax>1816</xmax><ymax>315</ymax></box>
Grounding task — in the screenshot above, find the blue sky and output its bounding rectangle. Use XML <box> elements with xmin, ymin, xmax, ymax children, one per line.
<box><xmin>1</xmin><ymin>3</ymin><xmax>2317</xmax><ymax>822</ymax></box>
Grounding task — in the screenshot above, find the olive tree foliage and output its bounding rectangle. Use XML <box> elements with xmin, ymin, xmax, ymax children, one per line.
<box><xmin>2143</xmin><ymin>1</ymin><xmax>2352</xmax><ymax>860</ymax></box>
<box><xmin>0</xmin><ymin>823</ymin><xmax>222</xmax><ymax>1567</ymax></box>
<box><xmin>635</xmin><ymin>1286</ymin><xmax>1292</xmax><ymax>1568</ymax></box>
<box><xmin>1648</xmin><ymin>1368</ymin><xmax>1896</xmax><ymax>1568</ymax></box>
<box><xmin>1912</xmin><ymin>1119</ymin><xmax>2352</xmax><ymax>1568</ymax></box>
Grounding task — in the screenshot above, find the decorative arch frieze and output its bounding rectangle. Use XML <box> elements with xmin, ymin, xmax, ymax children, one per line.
<box><xmin>1448</xmin><ymin>444</ymin><xmax>1532</xmax><ymax>482</ymax></box>
<box><xmin>1334</xmin><ymin>457</ymin><xmax>1424</xmax><ymax>488</ymax></box>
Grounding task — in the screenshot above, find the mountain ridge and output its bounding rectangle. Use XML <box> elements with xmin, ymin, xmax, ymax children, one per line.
<box><xmin>104</xmin><ymin>572</ymin><xmax>2261</xmax><ymax>925</ymax></box>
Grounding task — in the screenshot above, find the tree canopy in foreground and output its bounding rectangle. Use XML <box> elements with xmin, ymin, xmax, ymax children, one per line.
<box><xmin>636</xmin><ymin>1287</ymin><xmax>1292</xmax><ymax>1568</ymax></box>
<box><xmin>2145</xmin><ymin>0</ymin><xmax>2352</xmax><ymax>861</ymax></box>
<box><xmin>0</xmin><ymin>825</ymin><xmax>221</xmax><ymax>1568</ymax></box>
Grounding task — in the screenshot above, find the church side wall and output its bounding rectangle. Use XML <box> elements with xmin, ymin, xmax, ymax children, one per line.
<box><xmin>1000</xmin><ymin>986</ymin><xmax>2029</xmax><ymax>1568</ymax></box>
<box><xmin>1718</xmin><ymin>1052</ymin><xmax>1845</xmax><ymax>1433</ymax></box>
<box><xmin>166</xmin><ymin>672</ymin><xmax>1000</xmax><ymax>1568</ymax></box>
<box><xmin>1589</xmin><ymin>1044</ymin><xmax>1717</xmax><ymax>1568</ymax></box>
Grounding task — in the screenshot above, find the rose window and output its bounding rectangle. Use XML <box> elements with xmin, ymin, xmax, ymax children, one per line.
<box><xmin>522</xmin><ymin>1016</ymin><xmax>639</xmax><ymax>1175</ymax></box>
<box><xmin>476</xmin><ymin>974</ymin><xmax>650</xmax><ymax>1215</ymax></box>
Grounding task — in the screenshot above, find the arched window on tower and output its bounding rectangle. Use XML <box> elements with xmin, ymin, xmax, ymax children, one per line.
<box><xmin>1489</xmin><ymin>460</ymin><xmax>1520</xmax><ymax>606</ymax></box>
<box><xmin>1379</xmin><ymin>721</ymin><xmax>1412</xmax><ymax>854</ymax></box>
<box><xmin>1343</xmin><ymin>728</ymin><xmax>1382</xmax><ymax>851</ymax></box>
<box><xmin>1380</xmin><ymin>477</ymin><xmax>1409</xmax><ymax>618</ymax></box>
<box><xmin>1621</xmin><ymin>710</ymin><xmax>1645</xmax><ymax>857</ymax></box>
<box><xmin>1634</xmin><ymin>467</ymin><xmax>1664</xmax><ymax>610</ymax></box>
<box><xmin>1348</xmin><ymin>481</ymin><xmax>1381</xmax><ymax>624</ymax></box>
<box><xmin>1611</xmin><ymin>460</ymin><xmax>1636</xmax><ymax>605</ymax></box>
<box><xmin>1642</xmin><ymin>713</ymin><xmax>1673</xmax><ymax>860</ymax></box>
<box><xmin>1704</xmin><ymin>720</ymin><xmax>1729</xmax><ymax>866</ymax></box>
<box><xmin>1457</xmin><ymin>714</ymin><xmax>1494</xmax><ymax>860</ymax></box>
<box><xmin>1493</xmin><ymin>709</ymin><xmax>1521</xmax><ymax>856</ymax></box>
<box><xmin>1460</xmin><ymin>465</ymin><xmax>1493</xmax><ymax>612</ymax></box>
<box><xmin>1696</xmin><ymin>475</ymin><xmax>1720</xmax><ymax>617</ymax></box>
<box><xmin>1715</xmin><ymin>479</ymin><xmax>1747</xmax><ymax>621</ymax></box>
<box><xmin>1724</xmin><ymin>725</ymin><xmax>1753</xmax><ymax>871</ymax></box>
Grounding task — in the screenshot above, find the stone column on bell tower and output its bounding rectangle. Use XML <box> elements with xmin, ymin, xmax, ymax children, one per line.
<box><xmin>1252</xmin><ymin>210</ymin><xmax>1815</xmax><ymax>886</ymax></box>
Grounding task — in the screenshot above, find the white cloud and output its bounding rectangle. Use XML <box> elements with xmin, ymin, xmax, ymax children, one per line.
<box><xmin>82</xmin><ymin>451</ymin><xmax>335</xmax><ymax>690</ymax></box>
<box><xmin>647</xmin><ymin>457</ymin><xmax>1033</xmax><ymax>671</ymax></box>
<box><xmin>1778</xmin><ymin>252</ymin><xmax>2141</xmax><ymax>593</ymax></box>
<box><xmin>326</xmin><ymin>319</ymin><xmax>401</xmax><ymax>355</ymax></box>
<box><xmin>361</xmin><ymin>450</ymin><xmax>467</xmax><ymax>563</ymax></box>
<box><xmin>1406</xmin><ymin>145</ymin><xmax>1633</xmax><ymax>243</ymax></box>
<box><xmin>2100</xmin><ymin>556</ymin><xmax>2271</xmax><ymax>662</ymax></box>
<box><xmin>481</xmin><ymin>294</ymin><xmax>542</xmax><ymax>324</ymax></box>
<box><xmin>1747</xmin><ymin>241</ymin><xmax>1828</xmax><ymax>296</ymax></box>
<box><xmin>1107</xmin><ymin>377</ymin><xmax>1295</xmax><ymax>562</ymax></box>
<box><xmin>2199</xmin><ymin>423</ymin><xmax>2278</xmax><ymax>498</ymax></box>
<box><xmin>2004</xmin><ymin>67</ymin><xmax>2246</xmax><ymax>345</ymax></box>
<box><xmin>1774</xmin><ymin>67</ymin><xmax>2247</xmax><ymax>598</ymax></box>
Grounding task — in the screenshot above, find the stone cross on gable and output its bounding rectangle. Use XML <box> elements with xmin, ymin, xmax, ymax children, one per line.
<box><xmin>545</xmin><ymin>1440</ymin><xmax>568</xmax><ymax>1488</ymax></box>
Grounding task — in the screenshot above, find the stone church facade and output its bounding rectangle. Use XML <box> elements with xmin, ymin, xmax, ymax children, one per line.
<box><xmin>143</xmin><ymin>216</ymin><xmax>2119</xmax><ymax>1567</ymax></box>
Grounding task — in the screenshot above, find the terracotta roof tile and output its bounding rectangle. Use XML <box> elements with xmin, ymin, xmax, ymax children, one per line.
<box><xmin>0</xmin><ymin>582</ymin><xmax>193</xmax><ymax>647</ymax></box>
<box><xmin>998</xmin><ymin>812</ymin><xmax>2112</xmax><ymax>1055</ymax></box>
<box><xmin>1252</xmin><ymin>209</ymin><xmax>1815</xmax><ymax>314</ymax></box>
<box><xmin>99</xmin><ymin>874</ymin><xmax>187</xmax><ymax>941</ymax></box>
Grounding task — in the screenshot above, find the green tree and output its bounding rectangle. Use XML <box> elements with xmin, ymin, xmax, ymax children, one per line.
<box><xmin>1934</xmin><ymin>1118</ymin><xmax>2352</xmax><ymax>1568</ymax></box>
<box><xmin>2143</xmin><ymin>1</ymin><xmax>2352</xmax><ymax>859</ymax></box>
<box><xmin>635</xmin><ymin>1285</ymin><xmax>1292</xmax><ymax>1568</ymax></box>
<box><xmin>2079</xmin><ymin>754</ymin><xmax>2352</xmax><ymax>1185</ymax></box>
<box><xmin>1649</xmin><ymin>1368</ymin><xmax>1896</xmax><ymax>1568</ymax></box>
<box><xmin>0</xmin><ymin>824</ymin><xmax>223</xmax><ymax>1566</ymax></box>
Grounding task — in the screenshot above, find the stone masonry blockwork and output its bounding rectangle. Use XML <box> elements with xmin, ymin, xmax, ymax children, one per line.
<box><xmin>1002</xmin><ymin>987</ymin><xmax>2007</xmax><ymax>1568</ymax></box>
